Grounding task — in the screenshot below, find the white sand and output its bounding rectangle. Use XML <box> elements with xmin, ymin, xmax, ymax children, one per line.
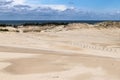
<box><xmin>0</xmin><ymin>28</ymin><xmax>120</xmax><ymax>80</ymax></box>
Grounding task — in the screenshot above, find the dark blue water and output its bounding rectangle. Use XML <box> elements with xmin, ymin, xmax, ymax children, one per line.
<box><xmin>0</xmin><ymin>20</ymin><xmax>117</xmax><ymax>25</ymax></box>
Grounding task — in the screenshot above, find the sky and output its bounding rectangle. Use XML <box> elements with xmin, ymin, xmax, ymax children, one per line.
<box><xmin>27</xmin><ymin>0</ymin><xmax>120</xmax><ymax>11</ymax></box>
<box><xmin>0</xmin><ymin>0</ymin><xmax>120</xmax><ymax>20</ymax></box>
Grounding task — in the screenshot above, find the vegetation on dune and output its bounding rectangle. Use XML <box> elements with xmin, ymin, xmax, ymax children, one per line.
<box><xmin>95</xmin><ymin>21</ymin><xmax>120</xmax><ymax>28</ymax></box>
<box><xmin>0</xmin><ymin>24</ymin><xmax>12</xmax><ymax>27</ymax></box>
<box><xmin>22</xmin><ymin>22</ymin><xmax>68</xmax><ymax>26</ymax></box>
<box><xmin>22</xmin><ymin>29</ymin><xmax>41</xmax><ymax>33</ymax></box>
<box><xmin>0</xmin><ymin>21</ymin><xmax>120</xmax><ymax>33</ymax></box>
<box><xmin>0</xmin><ymin>22</ymin><xmax>68</xmax><ymax>27</ymax></box>
<box><xmin>0</xmin><ymin>21</ymin><xmax>120</xmax><ymax>28</ymax></box>
<box><xmin>0</xmin><ymin>28</ymin><xmax>9</xmax><ymax>32</ymax></box>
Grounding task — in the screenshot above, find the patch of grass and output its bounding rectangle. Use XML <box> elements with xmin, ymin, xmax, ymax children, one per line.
<box><xmin>0</xmin><ymin>29</ymin><xmax>9</xmax><ymax>32</ymax></box>
<box><xmin>94</xmin><ymin>21</ymin><xmax>120</xmax><ymax>29</ymax></box>
<box><xmin>22</xmin><ymin>29</ymin><xmax>41</xmax><ymax>33</ymax></box>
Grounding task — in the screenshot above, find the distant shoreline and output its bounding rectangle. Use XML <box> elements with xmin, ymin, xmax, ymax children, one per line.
<box><xmin>0</xmin><ymin>20</ymin><xmax>119</xmax><ymax>26</ymax></box>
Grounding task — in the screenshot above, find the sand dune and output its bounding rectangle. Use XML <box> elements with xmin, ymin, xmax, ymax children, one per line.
<box><xmin>0</xmin><ymin>22</ymin><xmax>120</xmax><ymax>80</ymax></box>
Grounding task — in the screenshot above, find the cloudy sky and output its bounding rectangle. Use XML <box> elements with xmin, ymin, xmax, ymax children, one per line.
<box><xmin>0</xmin><ymin>0</ymin><xmax>120</xmax><ymax>20</ymax></box>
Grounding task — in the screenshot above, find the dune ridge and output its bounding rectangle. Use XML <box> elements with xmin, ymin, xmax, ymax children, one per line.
<box><xmin>0</xmin><ymin>21</ymin><xmax>120</xmax><ymax>32</ymax></box>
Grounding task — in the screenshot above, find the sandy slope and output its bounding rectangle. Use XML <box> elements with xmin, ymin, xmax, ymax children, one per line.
<box><xmin>0</xmin><ymin>28</ymin><xmax>120</xmax><ymax>80</ymax></box>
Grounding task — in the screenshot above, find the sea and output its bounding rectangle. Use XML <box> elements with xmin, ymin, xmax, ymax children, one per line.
<box><xmin>0</xmin><ymin>20</ymin><xmax>118</xmax><ymax>26</ymax></box>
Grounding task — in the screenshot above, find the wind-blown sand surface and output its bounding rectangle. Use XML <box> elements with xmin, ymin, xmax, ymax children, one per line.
<box><xmin>0</xmin><ymin>23</ymin><xmax>120</xmax><ymax>80</ymax></box>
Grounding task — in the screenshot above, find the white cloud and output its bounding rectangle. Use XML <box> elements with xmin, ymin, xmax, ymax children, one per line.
<box><xmin>42</xmin><ymin>5</ymin><xmax>67</xmax><ymax>11</ymax></box>
<box><xmin>23</xmin><ymin>4</ymin><xmax>70</xmax><ymax>11</ymax></box>
<box><xmin>0</xmin><ymin>0</ymin><xmax>25</xmax><ymax>5</ymax></box>
<box><xmin>0</xmin><ymin>0</ymin><xmax>13</xmax><ymax>5</ymax></box>
<box><xmin>12</xmin><ymin>0</ymin><xmax>25</xmax><ymax>5</ymax></box>
<box><xmin>0</xmin><ymin>0</ymin><xmax>72</xmax><ymax>11</ymax></box>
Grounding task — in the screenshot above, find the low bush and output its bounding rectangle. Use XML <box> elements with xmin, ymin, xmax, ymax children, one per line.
<box><xmin>0</xmin><ymin>29</ymin><xmax>9</xmax><ymax>32</ymax></box>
